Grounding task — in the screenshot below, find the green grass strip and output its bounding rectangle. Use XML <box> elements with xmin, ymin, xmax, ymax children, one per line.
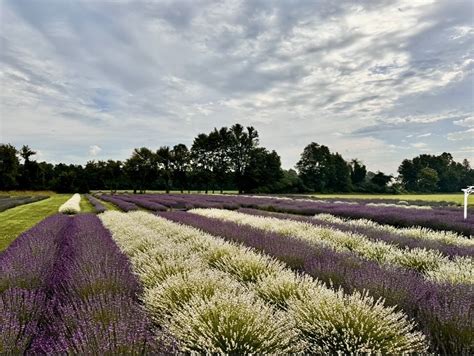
<box><xmin>79</xmin><ymin>194</ymin><xmax>96</xmax><ymax>213</ymax></box>
<box><xmin>0</xmin><ymin>194</ymin><xmax>71</xmax><ymax>251</ymax></box>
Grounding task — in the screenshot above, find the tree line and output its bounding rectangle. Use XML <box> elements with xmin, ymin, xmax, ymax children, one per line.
<box><xmin>1</xmin><ymin>123</ymin><xmax>472</xmax><ymax>193</ymax></box>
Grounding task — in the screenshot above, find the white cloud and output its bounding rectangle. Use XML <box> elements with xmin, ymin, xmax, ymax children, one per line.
<box><xmin>1</xmin><ymin>0</ymin><xmax>472</xmax><ymax>173</ymax></box>
<box><xmin>89</xmin><ymin>145</ymin><xmax>102</xmax><ymax>156</ymax></box>
<box><xmin>417</xmin><ymin>133</ymin><xmax>432</xmax><ymax>138</ymax></box>
<box><xmin>411</xmin><ymin>142</ymin><xmax>428</xmax><ymax>148</ymax></box>
<box><xmin>454</xmin><ymin>116</ymin><xmax>474</xmax><ymax>128</ymax></box>
<box><xmin>447</xmin><ymin>128</ymin><xmax>474</xmax><ymax>141</ymax></box>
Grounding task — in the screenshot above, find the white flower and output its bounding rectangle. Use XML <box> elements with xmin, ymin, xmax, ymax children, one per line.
<box><xmin>58</xmin><ymin>193</ymin><xmax>81</xmax><ymax>214</ymax></box>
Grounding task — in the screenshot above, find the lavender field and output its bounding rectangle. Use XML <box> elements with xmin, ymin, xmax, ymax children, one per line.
<box><xmin>2</xmin><ymin>193</ymin><xmax>473</xmax><ymax>354</ymax></box>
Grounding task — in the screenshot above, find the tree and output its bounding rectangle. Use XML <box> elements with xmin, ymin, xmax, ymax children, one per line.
<box><xmin>296</xmin><ymin>143</ymin><xmax>332</xmax><ymax>192</ymax></box>
<box><xmin>156</xmin><ymin>146</ymin><xmax>173</xmax><ymax>193</ymax></box>
<box><xmin>273</xmin><ymin>169</ymin><xmax>304</xmax><ymax>193</ymax></box>
<box><xmin>19</xmin><ymin>145</ymin><xmax>36</xmax><ymax>163</ymax></box>
<box><xmin>53</xmin><ymin>171</ymin><xmax>76</xmax><ymax>193</ymax></box>
<box><xmin>417</xmin><ymin>167</ymin><xmax>439</xmax><ymax>192</ymax></box>
<box><xmin>350</xmin><ymin>159</ymin><xmax>367</xmax><ymax>186</ymax></box>
<box><xmin>124</xmin><ymin>148</ymin><xmax>156</xmax><ymax>193</ymax></box>
<box><xmin>190</xmin><ymin>133</ymin><xmax>213</xmax><ymax>193</ymax></box>
<box><xmin>398</xmin><ymin>153</ymin><xmax>471</xmax><ymax>192</ymax></box>
<box><xmin>371</xmin><ymin>171</ymin><xmax>392</xmax><ymax>191</ymax></box>
<box><xmin>241</xmin><ymin>148</ymin><xmax>283</xmax><ymax>193</ymax></box>
<box><xmin>228</xmin><ymin>124</ymin><xmax>259</xmax><ymax>194</ymax></box>
<box><xmin>0</xmin><ymin>144</ymin><xmax>20</xmax><ymax>189</ymax></box>
<box><xmin>171</xmin><ymin>144</ymin><xmax>190</xmax><ymax>193</ymax></box>
<box><xmin>398</xmin><ymin>159</ymin><xmax>417</xmax><ymax>191</ymax></box>
<box><xmin>18</xmin><ymin>145</ymin><xmax>37</xmax><ymax>189</ymax></box>
<box><xmin>208</xmin><ymin>127</ymin><xmax>232</xmax><ymax>193</ymax></box>
<box><xmin>329</xmin><ymin>153</ymin><xmax>352</xmax><ymax>192</ymax></box>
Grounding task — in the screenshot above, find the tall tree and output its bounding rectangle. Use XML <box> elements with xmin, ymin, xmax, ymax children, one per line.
<box><xmin>329</xmin><ymin>153</ymin><xmax>352</xmax><ymax>192</ymax></box>
<box><xmin>0</xmin><ymin>144</ymin><xmax>20</xmax><ymax>190</ymax></box>
<box><xmin>191</xmin><ymin>133</ymin><xmax>213</xmax><ymax>193</ymax></box>
<box><xmin>371</xmin><ymin>171</ymin><xmax>392</xmax><ymax>191</ymax></box>
<box><xmin>350</xmin><ymin>159</ymin><xmax>367</xmax><ymax>186</ymax></box>
<box><xmin>296</xmin><ymin>143</ymin><xmax>332</xmax><ymax>192</ymax></box>
<box><xmin>18</xmin><ymin>145</ymin><xmax>37</xmax><ymax>189</ymax></box>
<box><xmin>398</xmin><ymin>153</ymin><xmax>472</xmax><ymax>192</ymax></box>
<box><xmin>207</xmin><ymin>127</ymin><xmax>232</xmax><ymax>193</ymax></box>
<box><xmin>228</xmin><ymin>124</ymin><xmax>259</xmax><ymax>194</ymax></box>
<box><xmin>19</xmin><ymin>145</ymin><xmax>36</xmax><ymax>164</ymax></box>
<box><xmin>241</xmin><ymin>148</ymin><xmax>283</xmax><ymax>193</ymax></box>
<box><xmin>171</xmin><ymin>144</ymin><xmax>190</xmax><ymax>193</ymax></box>
<box><xmin>398</xmin><ymin>159</ymin><xmax>417</xmax><ymax>191</ymax></box>
<box><xmin>156</xmin><ymin>146</ymin><xmax>173</xmax><ymax>193</ymax></box>
<box><xmin>124</xmin><ymin>147</ymin><xmax>156</xmax><ymax>193</ymax></box>
<box><xmin>417</xmin><ymin>167</ymin><xmax>439</xmax><ymax>192</ymax></box>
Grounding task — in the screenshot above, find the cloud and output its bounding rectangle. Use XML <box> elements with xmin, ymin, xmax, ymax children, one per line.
<box><xmin>454</xmin><ymin>116</ymin><xmax>474</xmax><ymax>128</ymax></box>
<box><xmin>1</xmin><ymin>0</ymin><xmax>472</xmax><ymax>174</ymax></box>
<box><xmin>447</xmin><ymin>128</ymin><xmax>474</xmax><ymax>141</ymax></box>
<box><xmin>89</xmin><ymin>145</ymin><xmax>102</xmax><ymax>156</ymax></box>
<box><xmin>411</xmin><ymin>142</ymin><xmax>428</xmax><ymax>149</ymax></box>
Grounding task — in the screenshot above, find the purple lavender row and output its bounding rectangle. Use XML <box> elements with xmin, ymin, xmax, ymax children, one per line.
<box><xmin>1</xmin><ymin>214</ymin><xmax>69</xmax><ymax>352</ymax></box>
<box><xmin>237</xmin><ymin>208</ymin><xmax>474</xmax><ymax>258</ymax></box>
<box><xmin>158</xmin><ymin>211</ymin><xmax>474</xmax><ymax>355</ymax></box>
<box><xmin>85</xmin><ymin>194</ymin><xmax>106</xmax><ymax>213</ymax></box>
<box><xmin>285</xmin><ymin>195</ymin><xmax>458</xmax><ymax>208</ymax></box>
<box><xmin>116</xmin><ymin>195</ymin><xmax>168</xmax><ymax>211</ymax></box>
<box><xmin>100</xmin><ymin>194</ymin><xmax>138</xmax><ymax>211</ymax></box>
<box><xmin>1</xmin><ymin>214</ymin><xmax>169</xmax><ymax>354</ymax></box>
<box><xmin>256</xmin><ymin>199</ymin><xmax>474</xmax><ymax>236</ymax></box>
<box><xmin>114</xmin><ymin>193</ymin><xmax>473</xmax><ymax>235</ymax></box>
<box><xmin>30</xmin><ymin>214</ymin><xmax>160</xmax><ymax>353</ymax></box>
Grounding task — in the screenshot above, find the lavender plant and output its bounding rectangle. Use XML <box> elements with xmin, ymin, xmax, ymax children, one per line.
<box><xmin>100</xmin><ymin>194</ymin><xmax>139</xmax><ymax>211</ymax></box>
<box><xmin>158</xmin><ymin>210</ymin><xmax>473</xmax><ymax>354</ymax></box>
<box><xmin>85</xmin><ymin>194</ymin><xmax>106</xmax><ymax>213</ymax></box>
<box><xmin>0</xmin><ymin>214</ymin><xmax>169</xmax><ymax>354</ymax></box>
<box><xmin>238</xmin><ymin>208</ymin><xmax>474</xmax><ymax>258</ymax></box>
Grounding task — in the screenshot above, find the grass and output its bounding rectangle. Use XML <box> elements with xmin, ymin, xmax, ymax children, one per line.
<box><xmin>0</xmin><ymin>194</ymin><xmax>71</xmax><ymax>251</ymax></box>
<box><xmin>79</xmin><ymin>194</ymin><xmax>96</xmax><ymax>213</ymax></box>
<box><xmin>305</xmin><ymin>193</ymin><xmax>471</xmax><ymax>206</ymax></box>
<box><xmin>1</xmin><ymin>190</ymin><xmax>57</xmax><ymax>197</ymax></box>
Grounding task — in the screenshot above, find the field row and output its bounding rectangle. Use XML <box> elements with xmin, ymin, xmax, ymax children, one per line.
<box><xmin>0</xmin><ymin>195</ymin><xmax>49</xmax><ymax>213</ymax></box>
<box><xmin>191</xmin><ymin>209</ymin><xmax>473</xmax><ymax>284</ymax></box>
<box><xmin>1</xmin><ymin>213</ymin><xmax>174</xmax><ymax>354</ymax></box>
<box><xmin>100</xmin><ymin>211</ymin><xmax>427</xmax><ymax>354</ymax></box>
<box><xmin>101</xmin><ymin>193</ymin><xmax>474</xmax><ymax>236</ymax></box>
<box><xmin>158</xmin><ymin>209</ymin><xmax>473</xmax><ymax>354</ymax></box>
<box><xmin>2</xmin><ymin>193</ymin><xmax>473</xmax><ymax>353</ymax></box>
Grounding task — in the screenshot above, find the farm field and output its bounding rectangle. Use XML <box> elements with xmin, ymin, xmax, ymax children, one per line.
<box><xmin>305</xmin><ymin>193</ymin><xmax>470</xmax><ymax>206</ymax></box>
<box><xmin>1</xmin><ymin>193</ymin><xmax>473</xmax><ymax>354</ymax></box>
<box><xmin>0</xmin><ymin>194</ymin><xmax>70</xmax><ymax>251</ymax></box>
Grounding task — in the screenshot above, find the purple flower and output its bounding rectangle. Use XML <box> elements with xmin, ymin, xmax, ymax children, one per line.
<box><xmin>158</xmin><ymin>210</ymin><xmax>474</xmax><ymax>355</ymax></box>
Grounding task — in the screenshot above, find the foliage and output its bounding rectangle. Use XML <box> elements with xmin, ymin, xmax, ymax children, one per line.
<box><xmin>58</xmin><ymin>193</ymin><xmax>81</xmax><ymax>214</ymax></box>
<box><xmin>398</xmin><ymin>153</ymin><xmax>473</xmax><ymax>192</ymax></box>
<box><xmin>0</xmin><ymin>194</ymin><xmax>70</xmax><ymax>252</ymax></box>
<box><xmin>1</xmin><ymin>129</ymin><xmax>472</xmax><ymax>193</ymax></box>
<box><xmin>0</xmin><ymin>144</ymin><xmax>20</xmax><ymax>190</ymax></box>
<box><xmin>160</xmin><ymin>208</ymin><xmax>471</xmax><ymax>354</ymax></box>
<box><xmin>0</xmin><ymin>196</ymin><xmax>49</xmax><ymax>213</ymax></box>
<box><xmin>1</xmin><ymin>214</ymin><xmax>163</xmax><ymax>354</ymax></box>
<box><xmin>101</xmin><ymin>211</ymin><xmax>426</xmax><ymax>354</ymax></box>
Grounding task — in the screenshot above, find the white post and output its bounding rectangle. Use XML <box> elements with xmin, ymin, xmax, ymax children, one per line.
<box><xmin>465</xmin><ymin>191</ymin><xmax>468</xmax><ymax>220</ymax></box>
<box><xmin>462</xmin><ymin>186</ymin><xmax>473</xmax><ymax>220</ymax></box>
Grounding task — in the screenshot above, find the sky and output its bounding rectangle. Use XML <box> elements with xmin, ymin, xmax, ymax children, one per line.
<box><xmin>1</xmin><ymin>0</ymin><xmax>473</xmax><ymax>174</ymax></box>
